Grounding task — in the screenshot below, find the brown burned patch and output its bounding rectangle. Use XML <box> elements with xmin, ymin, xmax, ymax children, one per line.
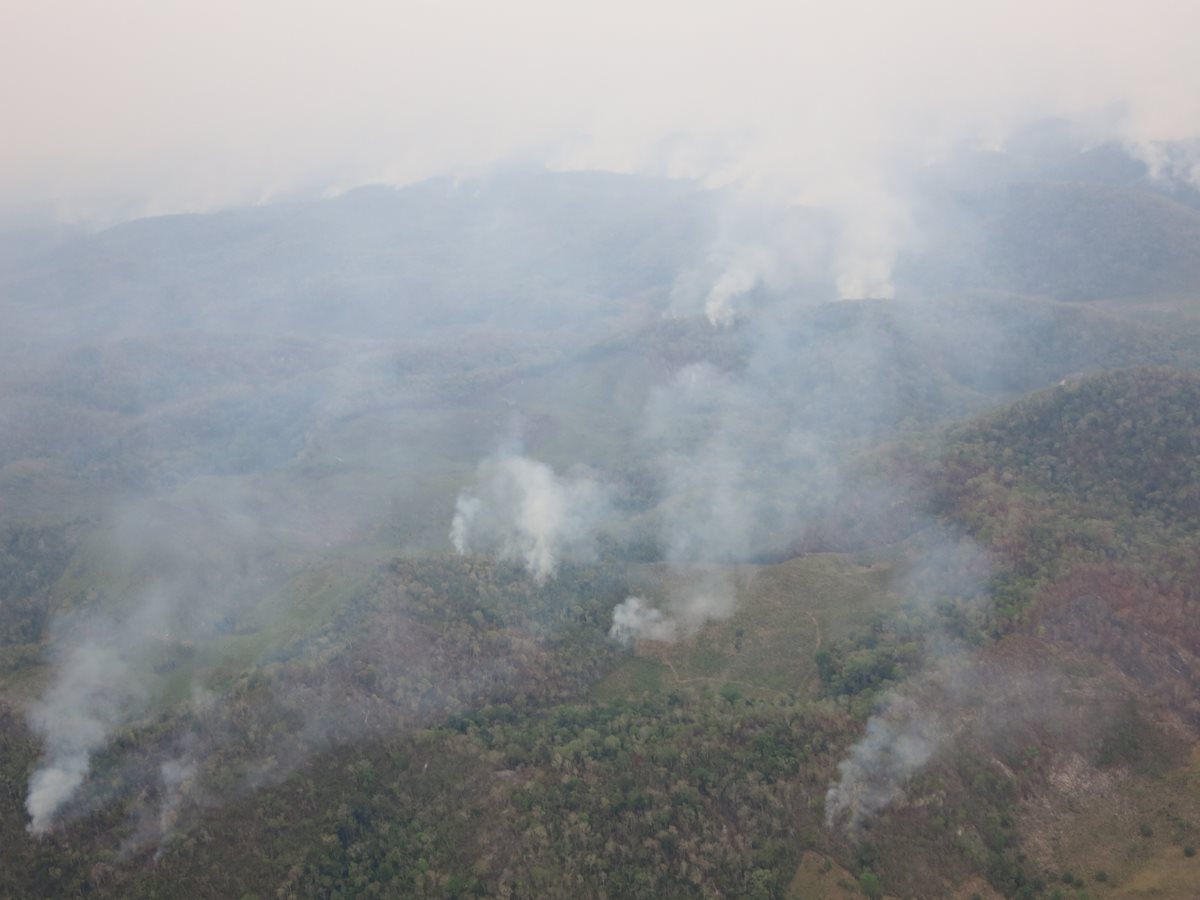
<box><xmin>1018</xmin><ymin>750</ymin><xmax>1131</xmax><ymax>867</ymax></box>
<box><xmin>1030</xmin><ymin>564</ymin><xmax>1200</xmax><ymax>726</ymax></box>
<box><xmin>950</xmin><ymin>878</ymin><xmax>1006</xmax><ymax>900</ymax></box>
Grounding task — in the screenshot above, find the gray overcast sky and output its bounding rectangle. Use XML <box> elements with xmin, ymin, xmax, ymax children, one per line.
<box><xmin>3</xmin><ymin>0</ymin><xmax>1199</xmax><ymax>223</ymax></box>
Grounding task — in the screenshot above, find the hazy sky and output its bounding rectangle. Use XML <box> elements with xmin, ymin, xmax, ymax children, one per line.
<box><xmin>3</xmin><ymin>0</ymin><xmax>1200</xmax><ymax>222</ymax></box>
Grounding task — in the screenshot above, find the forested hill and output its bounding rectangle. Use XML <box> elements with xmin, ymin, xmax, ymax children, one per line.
<box><xmin>993</xmin><ymin>182</ymin><xmax>1200</xmax><ymax>301</ymax></box>
<box><xmin>6</xmin><ymin>163</ymin><xmax>1200</xmax><ymax>898</ymax></box>
<box><xmin>930</xmin><ymin>368</ymin><xmax>1200</xmax><ymax>735</ymax></box>
<box><xmin>941</xmin><ymin>367</ymin><xmax>1200</xmax><ymax>531</ymax></box>
<box><xmin>0</xmin><ymin>170</ymin><xmax>721</xmax><ymax>350</ymax></box>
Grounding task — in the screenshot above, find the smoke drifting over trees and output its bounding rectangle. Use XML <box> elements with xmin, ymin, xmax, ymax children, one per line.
<box><xmin>3</xmin><ymin>3</ymin><xmax>1200</xmax><ymax>897</ymax></box>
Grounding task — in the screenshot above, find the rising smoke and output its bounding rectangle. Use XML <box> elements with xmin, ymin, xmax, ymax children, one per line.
<box><xmin>450</xmin><ymin>443</ymin><xmax>611</xmax><ymax>581</ymax></box>
<box><xmin>8</xmin><ymin>0</ymin><xmax>1200</xmax><ymax>849</ymax></box>
<box><xmin>24</xmin><ymin>497</ymin><xmax>288</xmax><ymax>833</ymax></box>
<box><xmin>608</xmin><ymin>596</ymin><xmax>677</xmax><ymax>645</ymax></box>
<box><xmin>26</xmin><ymin>624</ymin><xmax>144</xmax><ymax>833</ymax></box>
<box><xmin>608</xmin><ymin>569</ymin><xmax>740</xmax><ymax>646</ymax></box>
<box><xmin>825</xmin><ymin>697</ymin><xmax>944</xmax><ymax>836</ymax></box>
<box><xmin>824</xmin><ymin>529</ymin><xmax>994</xmax><ymax>836</ymax></box>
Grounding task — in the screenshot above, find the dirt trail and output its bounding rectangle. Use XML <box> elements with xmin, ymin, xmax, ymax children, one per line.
<box><xmin>658</xmin><ymin>656</ymin><xmax>791</xmax><ymax>698</ymax></box>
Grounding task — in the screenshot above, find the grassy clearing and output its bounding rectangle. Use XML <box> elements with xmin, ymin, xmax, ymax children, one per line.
<box><xmin>590</xmin><ymin>656</ymin><xmax>665</xmax><ymax>700</ymax></box>
<box><xmin>1014</xmin><ymin>740</ymin><xmax>1200</xmax><ymax>898</ymax></box>
<box><xmin>203</xmin><ymin>547</ymin><xmax>386</xmax><ymax>684</ymax></box>
<box><xmin>600</xmin><ymin>553</ymin><xmax>897</xmax><ymax>702</ymax></box>
<box><xmin>9</xmin><ymin>519</ymin><xmax>386</xmax><ymax>719</ymax></box>
<box><xmin>1102</xmin><ymin>744</ymin><xmax>1200</xmax><ymax>898</ymax></box>
<box><xmin>1106</xmin><ymin>840</ymin><xmax>1200</xmax><ymax>898</ymax></box>
<box><xmin>786</xmin><ymin>851</ymin><xmax>870</xmax><ymax>899</ymax></box>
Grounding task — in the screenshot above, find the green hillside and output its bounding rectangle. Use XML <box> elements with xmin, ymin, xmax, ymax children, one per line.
<box><xmin>6</xmin><ymin>171</ymin><xmax>1200</xmax><ymax>898</ymax></box>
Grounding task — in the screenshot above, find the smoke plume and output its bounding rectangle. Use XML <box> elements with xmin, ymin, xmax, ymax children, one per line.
<box><xmin>24</xmin><ymin>497</ymin><xmax>284</xmax><ymax>833</ymax></box>
<box><xmin>450</xmin><ymin>446</ymin><xmax>611</xmax><ymax>581</ymax></box>
<box><xmin>825</xmin><ymin>697</ymin><xmax>944</xmax><ymax>836</ymax></box>
<box><xmin>26</xmin><ymin>625</ymin><xmax>143</xmax><ymax>833</ymax></box>
<box><xmin>609</xmin><ymin>596</ymin><xmax>678</xmax><ymax>645</ymax></box>
<box><xmin>824</xmin><ymin>530</ymin><xmax>993</xmax><ymax>836</ymax></box>
<box><xmin>608</xmin><ymin>569</ymin><xmax>739</xmax><ymax>645</ymax></box>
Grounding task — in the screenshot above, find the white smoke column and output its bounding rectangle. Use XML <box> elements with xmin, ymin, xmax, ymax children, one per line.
<box><xmin>609</xmin><ymin>596</ymin><xmax>678</xmax><ymax>645</ymax></box>
<box><xmin>26</xmin><ymin>630</ymin><xmax>143</xmax><ymax>833</ymax></box>
<box><xmin>27</xmin><ymin>580</ymin><xmax>176</xmax><ymax>833</ymax></box>
<box><xmin>704</xmin><ymin>267</ymin><xmax>757</xmax><ymax>327</ymax></box>
<box><xmin>669</xmin><ymin>206</ymin><xmax>833</xmax><ymax>325</ymax></box>
<box><xmin>835</xmin><ymin>248</ymin><xmax>896</xmax><ymax>301</ymax></box>
<box><xmin>449</xmin><ymin>495</ymin><xmax>480</xmax><ymax>555</ymax></box>
<box><xmin>26</xmin><ymin>497</ymin><xmax>278</xmax><ymax>836</ymax></box>
<box><xmin>156</xmin><ymin>757</ymin><xmax>198</xmax><ymax>840</ymax></box>
<box><xmin>825</xmin><ymin>696</ymin><xmax>942</xmax><ymax>837</ymax></box>
<box><xmin>700</xmin><ymin>245</ymin><xmax>780</xmax><ymax>326</ymax></box>
<box><xmin>450</xmin><ymin>449</ymin><xmax>609</xmax><ymax>581</ymax></box>
<box><xmin>608</xmin><ymin>572</ymin><xmax>738</xmax><ymax>646</ymax></box>
<box><xmin>824</xmin><ymin>168</ymin><xmax>907</xmax><ymax>300</ymax></box>
<box><xmin>1132</xmin><ymin>138</ymin><xmax>1200</xmax><ymax>189</ymax></box>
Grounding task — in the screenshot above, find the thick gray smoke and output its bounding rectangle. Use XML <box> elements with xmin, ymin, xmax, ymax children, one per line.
<box><xmin>450</xmin><ymin>445</ymin><xmax>611</xmax><ymax>581</ymax></box>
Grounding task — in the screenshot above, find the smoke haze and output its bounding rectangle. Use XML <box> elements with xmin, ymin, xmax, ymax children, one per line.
<box><xmin>3</xmin><ymin>4</ymin><xmax>1200</xmax><ymax>890</ymax></box>
<box><xmin>5</xmin><ymin>0</ymin><xmax>1200</xmax><ymax>294</ymax></box>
